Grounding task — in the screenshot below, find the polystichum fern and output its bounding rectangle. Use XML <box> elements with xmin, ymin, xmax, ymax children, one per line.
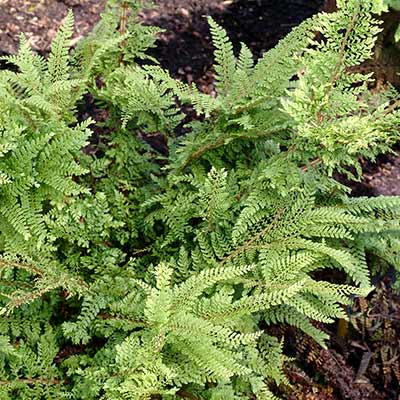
<box><xmin>0</xmin><ymin>1</ymin><xmax>399</xmax><ymax>399</ymax></box>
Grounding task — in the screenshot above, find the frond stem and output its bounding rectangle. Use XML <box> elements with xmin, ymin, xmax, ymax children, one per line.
<box><xmin>0</xmin><ymin>377</ymin><xmax>63</xmax><ymax>386</ymax></box>
<box><xmin>0</xmin><ymin>260</ymin><xmax>44</xmax><ymax>276</ymax></box>
<box><xmin>220</xmin><ymin>207</ymin><xmax>285</xmax><ymax>266</ymax></box>
<box><xmin>179</xmin><ymin>130</ymin><xmax>280</xmax><ymax>172</ymax></box>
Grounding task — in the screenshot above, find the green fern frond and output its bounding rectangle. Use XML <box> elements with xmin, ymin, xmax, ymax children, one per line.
<box><xmin>208</xmin><ymin>17</ymin><xmax>236</xmax><ymax>96</ymax></box>
<box><xmin>47</xmin><ymin>10</ymin><xmax>74</xmax><ymax>83</ymax></box>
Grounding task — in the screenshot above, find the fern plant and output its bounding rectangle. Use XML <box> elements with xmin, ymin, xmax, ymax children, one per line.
<box><xmin>0</xmin><ymin>1</ymin><xmax>400</xmax><ymax>399</ymax></box>
<box><xmin>0</xmin><ymin>11</ymin><xmax>90</xmax><ymax>257</ymax></box>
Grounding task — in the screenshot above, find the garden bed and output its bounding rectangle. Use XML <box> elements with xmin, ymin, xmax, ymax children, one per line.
<box><xmin>1</xmin><ymin>1</ymin><xmax>400</xmax><ymax>399</ymax></box>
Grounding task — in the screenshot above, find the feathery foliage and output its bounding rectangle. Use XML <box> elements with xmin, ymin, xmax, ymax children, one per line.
<box><xmin>0</xmin><ymin>0</ymin><xmax>400</xmax><ymax>398</ymax></box>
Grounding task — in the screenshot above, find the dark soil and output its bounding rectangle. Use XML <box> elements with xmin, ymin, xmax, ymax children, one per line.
<box><xmin>355</xmin><ymin>154</ymin><xmax>400</xmax><ymax>196</ymax></box>
<box><xmin>1</xmin><ymin>1</ymin><xmax>400</xmax><ymax>399</ymax></box>
<box><xmin>0</xmin><ymin>0</ymin><xmax>106</xmax><ymax>55</ymax></box>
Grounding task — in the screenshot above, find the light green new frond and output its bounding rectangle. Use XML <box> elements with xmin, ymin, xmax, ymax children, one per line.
<box><xmin>0</xmin><ymin>36</ymin><xmax>46</xmax><ymax>98</ymax></box>
<box><xmin>145</xmin><ymin>65</ymin><xmax>218</xmax><ymax>116</ymax></box>
<box><xmin>47</xmin><ymin>11</ymin><xmax>74</xmax><ymax>83</ymax></box>
<box><xmin>105</xmin><ymin>66</ymin><xmax>183</xmax><ymax>132</ymax></box>
<box><xmin>173</xmin><ymin>335</ymin><xmax>251</xmax><ymax>380</ymax></box>
<box><xmin>208</xmin><ymin>17</ymin><xmax>236</xmax><ymax>96</ymax></box>
<box><xmin>304</xmin><ymin>279</ymin><xmax>371</xmax><ymax>302</ymax></box>
<box><xmin>155</xmin><ymin>262</ymin><xmax>174</xmax><ymax>291</ymax></box>
<box><xmin>230</xmin><ymin>43</ymin><xmax>254</xmax><ymax>103</ymax></box>
<box><xmin>252</xmin><ymin>15</ymin><xmax>317</xmax><ymax>97</ymax></box>
<box><xmin>173</xmin><ymin>263</ymin><xmax>256</xmax><ymax>308</ymax></box>
<box><xmin>264</xmin><ymin>305</ymin><xmax>329</xmax><ymax>347</ymax></box>
<box><xmin>344</xmin><ymin>195</ymin><xmax>400</xmax><ymax>216</ymax></box>
<box><xmin>259</xmin><ymin>250</ymin><xmax>320</xmax><ymax>283</ymax></box>
<box><xmin>301</xmin><ymin>224</ymin><xmax>354</xmax><ymax>240</ymax></box>
<box><xmin>256</xmin><ymin>335</ymin><xmax>289</xmax><ymax>388</ymax></box>
<box><xmin>287</xmin><ymin>238</ymin><xmax>371</xmax><ymax>287</ymax></box>
<box><xmin>236</xmin><ymin>43</ymin><xmax>254</xmax><ymax>76</ymax></box>
<box><xmin>289</xmin><ymin>293</ymin><xmax>344</xmax><ymax>323</ymax></box>
<box><xmin>172</xmin><ymin>312</ymin><xmax>261</xmax><ymax>348</ymax></box>
<box><xmin>110</xmin><ymin>333</ymin><xmax>175</xmax><ymax>399</ymax></box>
<box><xmin>301</xmin><ymin>206</ymin><xmax>371</xmax><ymax>226</ymax></box>
<box><xmin>203</xmin><ymin>279</ymin><xmax>307</xmax><ymax>321</ymax></box>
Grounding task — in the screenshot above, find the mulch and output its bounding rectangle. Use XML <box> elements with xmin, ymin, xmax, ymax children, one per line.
<box><xmin>0</xmin><ymin>0</ymin><xmax>105</xmax><ymax>55</ymax></box>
